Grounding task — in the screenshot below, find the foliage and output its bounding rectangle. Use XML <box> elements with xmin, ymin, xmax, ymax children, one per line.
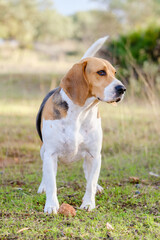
<box><xmin>34</xmin><ymin>9</ymin><xmax>74</xmax><ymax>43</ymax></box>
<box><xmin>0</xmin><ymin>0</ymin><xmax>74</xmax><ymax>46</ymax></box>
<box><xmin>1</xmin><ymin>0</ymin><xmax>160</xmax><ymax>47</ymax></box>
<box><xmin>107</xmin><ymin>25</ymin><xmax>160</xmax><ymax>67</ymax></box>
<box><xmin>95</xmin><ymin>0</ymin><xmax>160</xmax><ymax>29</ymax></box>
<box><xmin>0</xmin><ymin>0</ymin><xmax>41</xmax><ymax>46</ymax></box>
<box><xmin>72</xmin><ymin>10</ymin><xmax>120</xmax><ymax>42</ymax></box>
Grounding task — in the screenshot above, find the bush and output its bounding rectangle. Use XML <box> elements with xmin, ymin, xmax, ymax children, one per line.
<box><xmin>105</xmin><ymin>24</ymin><xmax>160</xmax><ymax>68</ymax></box>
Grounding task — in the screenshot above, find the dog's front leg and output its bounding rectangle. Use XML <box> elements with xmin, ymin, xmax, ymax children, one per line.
<box><xmin>43</xmin><ymin>151</ymin><xmax>59</xmax><ymax>214</ymax></box>
<box><xmin>80</xmin><ymin>154</ymin><xmax>101</xmax><ymax>211</ymax></box>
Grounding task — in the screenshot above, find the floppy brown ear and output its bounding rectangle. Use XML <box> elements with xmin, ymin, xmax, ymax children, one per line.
<box><xmin>60</xmin><ymin>61</ymin><xmax>89</xmax><ymax>106</ymax></box>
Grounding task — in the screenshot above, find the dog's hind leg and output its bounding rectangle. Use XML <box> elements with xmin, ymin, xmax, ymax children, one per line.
<box><xmin>83</xmin><ymin>158</ymin><xmax>103</xmax><ymax>195</ymax></box>
<box><xmin>81</xmin><ymin>154</ymin><xmax>102</xmax><ymax>211</ymax></box>
<box><xmin>43</xmin><ymin>151</ymin><xmax>59</xmax><ymax>214</ymax></box>
<box><xmin>37</xmin><ymin>144</ymin><xmax>46</xmax><ymax>194</ymax></box>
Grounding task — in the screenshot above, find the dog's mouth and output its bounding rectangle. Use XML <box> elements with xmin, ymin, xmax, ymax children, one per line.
<box><xmin>97</xmin><ymin>97</ymin><xmax>121</xmax><ymax>103</ymax></box>
<box><xmin>97</xmin><ymin>91</ymin><xmax>125</xmax><ymax>103</ymax></box>
<box><xmin>105</xmin><ymin>97</ymin><xmax>121</xmax><ymax>104</ymax></box>
<box><xmin>116</xmin><ymin>98</ymin><xmax>121</xmax><ymax>102</ymax></box>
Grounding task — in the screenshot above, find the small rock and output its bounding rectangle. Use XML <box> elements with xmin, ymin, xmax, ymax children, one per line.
<box><xmin>135</xmin><ymin>191</ymin><xmax>140</xmax><ymax>195</ymax></box>
<box><xmin>58</xmin><ymin>203</ymin><xmax>76</xmax><ymax>217</ymax></box>
<box><xmin>17</xmin><ymin>188</ymin><xmax>23</xmax><ymax>191</ymax></box>
<box><xmin>106</xmin><ymin>222</ymin><xmax>114</xmax><ymax>230</ymax></box>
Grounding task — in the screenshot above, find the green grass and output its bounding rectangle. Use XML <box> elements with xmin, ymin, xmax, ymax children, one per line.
<box><xmin>0</xmin><ymin>76</ymin><xmax>160</xmax><ymax>239</ymax></box>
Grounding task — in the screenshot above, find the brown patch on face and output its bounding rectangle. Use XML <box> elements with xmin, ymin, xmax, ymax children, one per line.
<box><xmin>83</xmin><ymin>57</ymin><xmax>116</xmax><ymax>100</ymax></box>
<box><xmin>60</xmin><ymin>62</ymin><xmax>91</xmax><ymax>106</ymax></box>
<box><xmin>41</xmin><ymin>88</ymin><xmax>69</xmax><ymax>131</ymax></box>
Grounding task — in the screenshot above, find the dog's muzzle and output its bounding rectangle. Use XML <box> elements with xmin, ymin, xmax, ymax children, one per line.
<box><xmin>102</xmin><ymin>80</ymin><xmax>126</xmax><ymax>103</ymax></box>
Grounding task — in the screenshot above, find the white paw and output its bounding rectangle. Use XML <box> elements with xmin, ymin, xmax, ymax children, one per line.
<box><xmin>96</xmin><ymin>184</ymin><xmax>103</xmax><ymax>194</ymax></box>
<box><xmin>44</xmin><ymin>201</ymin><xmax>59</xmax><ymax>214</ymax></box>
<box><xmin>80</xmin><ymin>200</ymin><xmax>95</xmax><ymax>211</ymax></box>
<box><xmin>37</xmin><ymin>182</ymin><xmax>46</xmax><ymax>194</ymax></box>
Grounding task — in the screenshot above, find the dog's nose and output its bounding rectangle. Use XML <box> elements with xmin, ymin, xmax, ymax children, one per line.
<box><xmin>115</xmin><ymin>85</ymin><xmax>126</xmax><ymax>95</ymax></box>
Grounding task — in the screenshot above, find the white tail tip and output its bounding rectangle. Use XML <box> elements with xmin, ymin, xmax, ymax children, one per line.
<box><xmin>81</xmin><ymin>35</ymin><xmax>109</xmax><ymax>60</ymax></box>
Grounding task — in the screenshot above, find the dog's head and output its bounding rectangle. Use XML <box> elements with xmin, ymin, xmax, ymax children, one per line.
<box><xmin>60</xmin><ymin>57</ymin><xmax>126</xmax><ymax>106</ymax></box>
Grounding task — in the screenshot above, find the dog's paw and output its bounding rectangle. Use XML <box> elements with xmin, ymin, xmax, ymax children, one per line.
<box><xmin>37</xmin><ymin>182</ymin><xmax>46</xmax><ymax>194</ymax></box>
<box><xmin>96</xmin><ymin>184</ymin><xmax>103</xmax><ymax>194</ymax></box>
<box><xmin>44</xmin><ymin>206</ymin><xmax>58</xmax><ymax>214</ymax></box>
<box><xmin>80</xmin><ymin>200</ymin><xmax>95</xmax><ymax>211</ymax></box>
<box><xmin>44</xmin><ymin>201</ymin><xmax>59</xmax><ymax>214</ymax></box>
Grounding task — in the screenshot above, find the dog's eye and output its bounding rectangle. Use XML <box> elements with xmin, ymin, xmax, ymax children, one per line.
<box><xmin>97</xmin><ymin>70</ymin><xmax>106</xmax><ymax>76</ymax></box>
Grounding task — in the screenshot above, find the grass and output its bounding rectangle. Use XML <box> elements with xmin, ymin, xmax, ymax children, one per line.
<box><xmin>0</xmin><ymin>76</ymin><xmax>160</xmax><ymax>239</ymax></box>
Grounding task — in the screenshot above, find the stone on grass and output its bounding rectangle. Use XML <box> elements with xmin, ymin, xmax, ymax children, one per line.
<box><xmin>58</xmin><ymin>203</ymin><xmax>76</xmax><ymax>217</ymax></box>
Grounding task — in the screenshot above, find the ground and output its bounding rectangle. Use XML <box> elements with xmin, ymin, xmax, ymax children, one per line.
<box><xmin>0</xmin><ymin>75</ymin><xmax>160</xmax><ymax>239</ymax></box>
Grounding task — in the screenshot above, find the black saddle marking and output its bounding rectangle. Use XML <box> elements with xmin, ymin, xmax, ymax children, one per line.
<box><xmin>36</xmin><ymin>87</ymin><xmax>69</xmax><ymax>141</ymax></box>
<box><xmin>36</xmin><ymin>87</ymin><xmax>59</xmax><ymax>141</ymax></box>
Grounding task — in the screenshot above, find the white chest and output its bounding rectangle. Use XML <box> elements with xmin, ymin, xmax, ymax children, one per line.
<box><xmin>42</xmin><ymin>90</ymin><xmax>102</xmax><ymax>163</ymax></box>
<box><xmin>42</xmin><ymin>112</ymin><xmax>102</xmax><ymax>163</ymax></box>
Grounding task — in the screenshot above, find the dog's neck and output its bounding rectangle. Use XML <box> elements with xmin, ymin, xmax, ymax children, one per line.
<box><xmin>60</xmin><ymin>88</ymin><xmax>99</xmax><ymax>117</ymax></box>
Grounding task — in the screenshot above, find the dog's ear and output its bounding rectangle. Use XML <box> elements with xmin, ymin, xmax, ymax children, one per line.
<box><xmin>60</xmin><ymin>61</ymin><xmax>89</xmax><ymax>106</ymax></box>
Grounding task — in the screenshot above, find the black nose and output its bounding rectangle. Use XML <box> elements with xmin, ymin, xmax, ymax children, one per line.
<box><xmin>115</xmin><ymin>85</ymin><xmax>126</xmax><ymax>95</ymax></box>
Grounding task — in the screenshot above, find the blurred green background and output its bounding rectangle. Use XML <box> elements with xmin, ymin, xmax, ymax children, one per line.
<box><xmin>0</xmin><ymin>0</ymin><xmax>160</xmax><ymax>100</ymax></box>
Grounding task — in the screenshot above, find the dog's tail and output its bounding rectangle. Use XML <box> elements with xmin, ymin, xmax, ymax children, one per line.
<box><xmin>81</xmin><ymin>36</ymin><xmax>109</xmax><ymax>59</ymax></box>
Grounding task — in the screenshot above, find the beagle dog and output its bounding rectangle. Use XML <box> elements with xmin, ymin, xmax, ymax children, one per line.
<box><xmin>36</xmin><ymin>37</ymin><xmax>126</xmax><ymax>214</ymax></box>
